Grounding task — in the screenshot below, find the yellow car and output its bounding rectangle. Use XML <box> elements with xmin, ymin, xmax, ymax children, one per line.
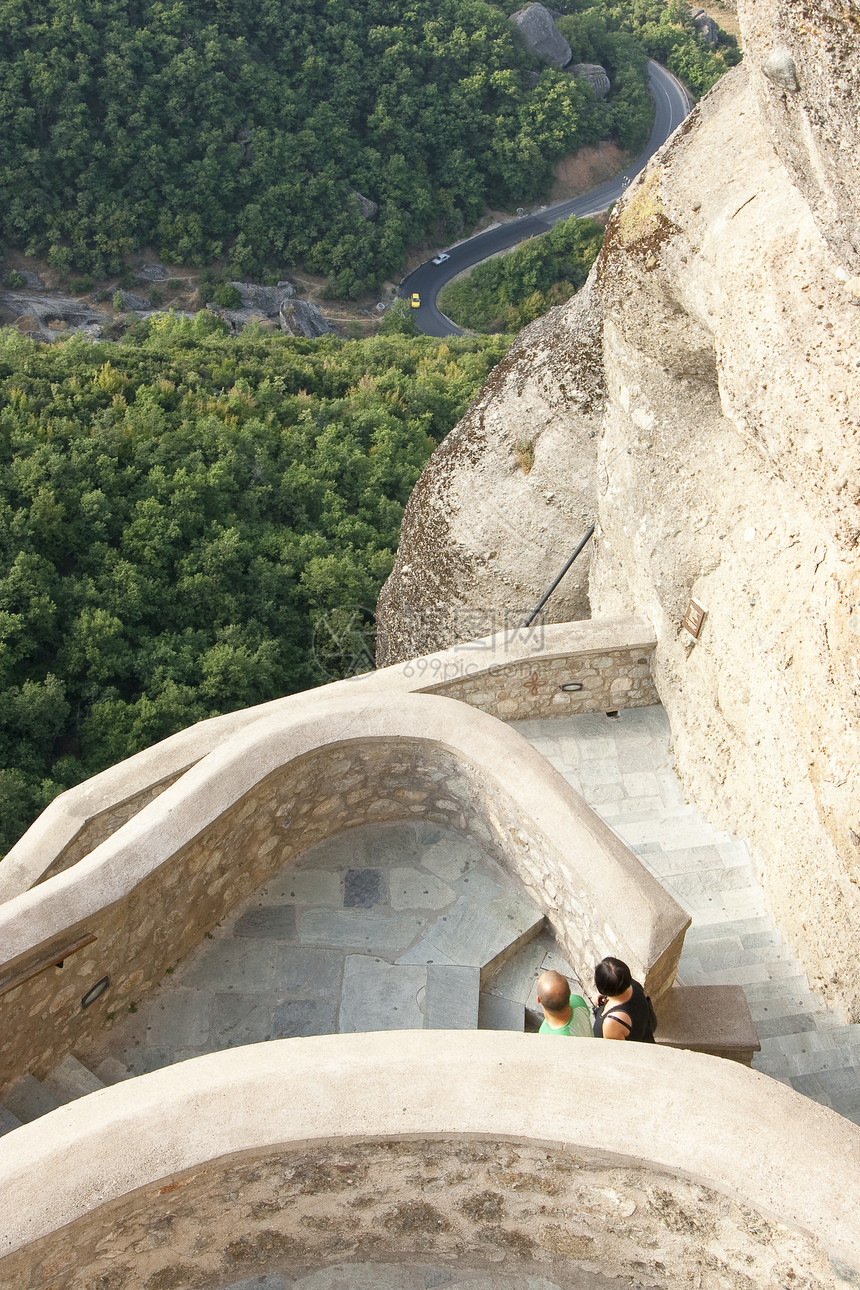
<box><xmin>410</xmin><ymin>292</ymin><xmax>421</xmax><ymax>308</ymax></box>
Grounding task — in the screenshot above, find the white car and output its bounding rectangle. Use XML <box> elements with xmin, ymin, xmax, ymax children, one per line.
<box><xmin>432</xmin><ymin>253</ymin><xmax>450</xmax><ymax>265</ymax></box>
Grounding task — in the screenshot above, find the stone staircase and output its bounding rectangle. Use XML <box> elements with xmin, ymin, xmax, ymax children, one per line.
<box><xmin>0</xmin><ymin>1054</ymin><xmax>132</xmax><ymax>1138</ymax></box>
<box><xmin>412</xmin><ymin>883</ymin><xmax>544</xmax><ymax>1033</ymax></box>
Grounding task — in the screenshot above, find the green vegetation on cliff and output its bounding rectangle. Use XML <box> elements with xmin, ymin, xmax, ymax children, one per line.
<box><xmin>0</xmin><ymin>318</ymin><xmax>508</xmax><ymax>854</ymax></box>
<box><xmin>439</xmin><ymin>214</ymin><xmax>605</xmax><ymax>332</ymax></box>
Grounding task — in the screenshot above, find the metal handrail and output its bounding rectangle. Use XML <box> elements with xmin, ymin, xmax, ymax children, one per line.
<box><xmin>522</xmin><ymin>524</ymin><xmax>595</xmax><ymax>627</ymax></box>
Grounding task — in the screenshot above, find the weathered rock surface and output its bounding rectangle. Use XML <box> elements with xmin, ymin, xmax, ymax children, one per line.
<box><xmin>590</xmin><ymin>59</ymin><xmax>860</xmax><ymax>1020</ymax></box>
<box><xmin>570</xmin><ymin>62</ymin><xmax>611</xmax><ymax>98</ymax></box>
<box><xmin>740</xmin><ymin>0</ymin><xmax>860</xmax><ymax>273</ymax></box>
<box><xmin>230</xmin><ymin>280</ymin><xmax>296</xmax><ymax>316</ymax></box>
<box><xmin>509</xmin><ymin>3</ymin><xmax>572</xmax><ymax>68</ymax></box>
<box><xmin>375</xmin><ymin>279</ymin><xmax>603</xmax><ymax>665</ymax></box>
<box><xmin>689</xmin><ymin>8</ymin><xmax>720</xmax><ymax>44</ymax></box>
<box><xmin>115</xmin><ymin>289</ymin><xmax>151</xmax><ymax>311</ymax></box>
<box><xmin>0</xmin><ymin>291</ymin><xmax>105</xmax><ymax>341</ymax></box>
<box><xmin>136</xmin><ymin>263</ymin><xmax>167</xmax><ymax>282</ymax></box>
<box><xmin>279</xmin><ymin>298</ymin><xmax>334</xmax><ymax>338</ymax></box>
<box><xmin>377</xmin><ymin>8</ymin><xmax>860</xmax><ymax>1018</ymax></box>
<box><xmin>0</xmin><ymin>275</ymin><xmax>333</xmax><ymax>343</ymax></box>
<box><xmin>220</xmin><ymin>281</ymin><xmax>334</xmax><ymax>338</ymax></box>
<box><xmin>351</xmin><ymin>189</ymin><xmax>379</xmax><ymax>221</ymax></box>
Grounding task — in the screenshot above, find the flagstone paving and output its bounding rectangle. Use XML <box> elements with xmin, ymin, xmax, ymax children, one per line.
<box><xmin>513</xmin><ymin>705</ymin><xmax>860</xmax><ymax>1124</ymax></box>
<box><xmin>88</xmin><ymin>821</ymin><xmax>571</xmax><ymax>1080</ymax></box>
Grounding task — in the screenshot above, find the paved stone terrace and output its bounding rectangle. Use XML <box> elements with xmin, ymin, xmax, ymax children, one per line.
<box><xmin>89</xmin><ymin>821</ymin><xmax>577</xmax><ymax>1079</ymax></box>
<box><xmin>512</xmin><ymin>705</ymin><xmax>860</xmax><ymax>1124</ymax></box>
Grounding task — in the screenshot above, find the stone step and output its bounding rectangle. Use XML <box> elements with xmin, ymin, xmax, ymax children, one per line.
<box><xmin>2</xmin><ymin>1074</ymin><xmax>63</xmax><ymax>1124</ymax></box>
<box><xmin>478</xmin><ymin>993</ymin><xmax>525</xmax><ymax>1032</ymax></box>
<box><xmin>421</xmin><ymin>891</ymin><xmax>545</xmax><ymax>982</ymax></box>
<box><xmin>0</xmin><ymin>1104</ymin><xmax>23</xmax><ymax>1137</ymax></box>
<box><xmin>93</xmin><ymin>1056</ymin><xmax>133</xmax><ymax>1085</ymax></box>
<box><xmin>424</xmin><ymin>965</ymin><xmax>480</xmax><ymax>1029</ymax></box>
<box><xmin>41</xmin><ymin>1055</ymin><xmax>105</xmax><ymax>1104</ymax></box>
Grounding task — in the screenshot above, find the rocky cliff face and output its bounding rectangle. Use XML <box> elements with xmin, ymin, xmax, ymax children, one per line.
<box><xmin>591</xmin><ymin>56</ymin><xmax>860</xmax><ymax>1020</ymax></box>
<box><xmin>377</xmin><ymin>8</ymin><xmax>860</xmax><ymax>1018</ymax></box>
<box><xmin>375</xmin><ymin>281</ymin><xmax>603</xmax><ymax>665</ymax></box>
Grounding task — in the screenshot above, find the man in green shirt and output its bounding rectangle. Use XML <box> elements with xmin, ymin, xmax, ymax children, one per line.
<box><xmin>537</xmin><ymin>969</ymin><xmax>592</xmax><ymax>1037</ymax></box>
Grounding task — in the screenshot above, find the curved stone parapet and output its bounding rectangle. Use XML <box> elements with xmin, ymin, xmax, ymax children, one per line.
<box><xmin>0</xmin><ymin>617</ymin><xmax>657</xmax><ymax>901</ymax></box>
<box><xmin>0</xmin><ymin>690</ymin><xmax>686</xmax><ymax>1087</ymax></box>
<box><xmin>0</xmin><ymin>1032</ymin><xmax>857</xmax><ymax>1288</ymax></box>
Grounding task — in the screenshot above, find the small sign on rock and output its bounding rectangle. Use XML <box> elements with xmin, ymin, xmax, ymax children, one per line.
<box><xmin>682</xmin><ymin>598</ymin><xmax>707</xmax><ymax>640</ymax></box>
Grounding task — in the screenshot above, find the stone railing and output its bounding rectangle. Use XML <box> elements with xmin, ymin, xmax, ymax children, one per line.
<box><xmin>0</xmin><ymin>616</ymin><xmax>657</xmax><ymax>900</ymax></box>
<box><xmin>0</xmin><ymin>1033</ymin><xmax>857</xmax><ymax>1289</ymax></box>
<box><xmin>0</xmin><ymin>690</ymin><xmax>686</xmax><ymax>1089</ymax></box>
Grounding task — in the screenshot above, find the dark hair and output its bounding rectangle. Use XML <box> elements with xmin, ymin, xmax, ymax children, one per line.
<box><xmin>594</xmin><ymin>956</ymin><xmax>632</xmax><ymax>996</ymax></box>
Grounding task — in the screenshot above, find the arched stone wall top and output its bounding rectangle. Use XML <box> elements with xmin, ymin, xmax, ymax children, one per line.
<box><xmin>0</xmin><ymin>1032</ymin><xmax>857</xmax><ymax>1279</ymax></box>
<box><xmin>0</xmin><ymin>616</ymin><xmax>656</xmax><ymax>901</ymax></box>
<box><xmin>0</xmin><ymin>691</ymin><xmax>685</xmax><ymax>994</ymax></box>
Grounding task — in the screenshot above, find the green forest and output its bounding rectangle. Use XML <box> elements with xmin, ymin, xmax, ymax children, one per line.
<box><xmin>0</xmin><ymin>0</ymin><xmax>600</xmax><ymax>294</ymax></box>
<box><xmin>0</xmin><ymin>0</ymin><xmax>737</xmax><ymax>295</ymax></box>
<box><xmin>439</xmin><ymin>214</ymin><xmax>606</xmax><ymax>332</ymax></box>
<box><xmin>0</xmin><ymin>318</ymin><xmax>507</xmax><ymax>854</ymax></box>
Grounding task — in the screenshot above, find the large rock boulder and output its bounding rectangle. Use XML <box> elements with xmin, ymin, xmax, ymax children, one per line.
<box><xmin>115</xmin><ymin>290</ymin><xmax>151</xmax><ymax>311</ymax></box>
<box><xmin>509</xmin><ymin>3</ymin><xmax>572</xmax><ymax>68</ymax></box>
<box><xmin>230</xmin><ymin>281</ymin><xmax>296</xmax><ymax>317</ymax></box>
<box><xmin>591</xmin><ymin>59</ymin><xmax>860</xmax><ymax>1021</ymax></box>
<box><xmin>689</xmin><ymin>8</ymin><xmax>720</xmax><ymax>44</ymax></box>
<box><xmin>376</xmin><ymin>5</ymin><xmax>860</xmax><ymax>1022</ymax></box>
<box><xmin>375</xmin><ymin>279</ymin><xmax>603</xmax><ymax>665</ymax></box>
<box><xmin>279</xmin><ymin>298</ymin><xmax>334</xmax><ymax>338</ymax></box>
<box><xmin>569</xmin><ymin>63</ymin><xmax>611</xmax><ymax>98</ymax></box>
<box><xmin>219</xmin><ymin>281</ymin><xmax>333</xmax><ymax>338</ymax></box>
<box><xmin>136</xmin><ymin>264</ymin><xmax>167</xmax><ymax>282</ymax></box>
<box><xmin>351</xmin><ymin>190</ymin><xmax>379</xmax><ymax>221</ymax></box>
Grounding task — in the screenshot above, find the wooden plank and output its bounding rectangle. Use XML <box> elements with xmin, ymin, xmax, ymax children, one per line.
<box><xmin>0</xmin><ymin>934</ymin><xmax>97</xmax><ymax>998</ymax></box>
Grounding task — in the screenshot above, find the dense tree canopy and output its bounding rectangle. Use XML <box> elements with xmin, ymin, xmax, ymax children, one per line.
<box><xmin>0</xmin><ymin>0</ymin><xmax>612</xmax><ymax>292</ymax></box>
<box><xmin>555</xmin><ymin>0</ymin><xmax>740</xmax><ymax>99</ymax></box>
<box><xmin>0</xmin><ymin>317</ymin><xmax>508</xmax><ymax>853</ymax></box>
<box><xmin>0</xmin><ymin>0</ymin><xmax>738</xmax><ymax>292</ymax></box>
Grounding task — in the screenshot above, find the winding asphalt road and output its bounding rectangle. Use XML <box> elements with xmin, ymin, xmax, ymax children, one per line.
<box><xmin>401</xmin><ymin>61</ymin><xmax>691</xmax><ymax>337</ymax></box>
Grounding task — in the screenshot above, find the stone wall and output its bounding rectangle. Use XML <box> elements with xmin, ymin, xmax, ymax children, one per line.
<box><xmin>427</xmin><ymin>645</ymin><xmax>656</xmax><ymax>718</ymax></box>
<box><xmin>0</xmin><ymin>693</ymin><xmax>686</xmax><ymax>1092</ymax></box>
<box><xmin>1</xmin><ymin>1034</ymin><xmax>857</xmax><ymax>1288</ymax></box>
<box><xmin>1</xmin><ymin>1140</ymin><xmax>833</xmax><ymax>1290</ymax></box>
<box><xmin>0</xmin><ymin>618</ymin><xmax>656</xmax><ymax>897</ymax></box>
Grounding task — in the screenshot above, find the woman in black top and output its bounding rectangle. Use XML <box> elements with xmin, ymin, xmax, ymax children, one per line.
<box><xmin>592</xmin><ymin>956</ymin><xmax>656</xmax><ymax>1042</ymax></box>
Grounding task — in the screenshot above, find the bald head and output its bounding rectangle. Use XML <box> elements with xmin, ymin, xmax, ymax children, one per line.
<box><xmin>537</xmin><ymin>970</ymin><xmax>570</xmax><ymax>1014</ymax></box>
